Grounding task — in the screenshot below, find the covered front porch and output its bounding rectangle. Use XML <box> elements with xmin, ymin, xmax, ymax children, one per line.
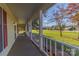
<box><xmin>22</xmin><ymin>3</ymin><xmax>79</xmax><ymax>56</ymax></box>
<box><xmin>0</xmin><ymin>3</ymin><xmax>79</xmax><ymax>56</ymax></box>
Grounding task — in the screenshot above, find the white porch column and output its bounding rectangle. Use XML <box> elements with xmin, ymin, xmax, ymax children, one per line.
<box><xmin>26</xmin><ymin>20</ymin><xmax>29</xmax><ymax>36</ymax></box>
<box><xmin>13</xmin><ymin>23</ymin><xmax>18</xmax><ymax>38</ymax></box>
<box><xmin>39</xmin><ymin>10</ymin><xmax>43</xmax><ymax>50</ymax></box>
<box><xmin>29</xmin><ymin>20</ymin><xmax>32</xmax><ymax>40</ymax></box>
<box><xmin>25</xmin><ymin>22</ymin><xmax>28</xmax><ymax>35</ymax></box>
<box><xmin>15</xmin><ymin>23</ymin><xmax>18</xmax><ymax>38</ymax></box>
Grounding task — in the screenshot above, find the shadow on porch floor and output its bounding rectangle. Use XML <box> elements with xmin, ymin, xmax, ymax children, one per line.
<box><xmin>8</xmin><ymin>34</ymin><xmax>45</xmax><ymax>56</ymax></box>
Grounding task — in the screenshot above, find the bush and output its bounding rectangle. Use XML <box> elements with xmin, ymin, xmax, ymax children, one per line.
<box><xmin>68</xmin><ymin>26</ymin><xmax>76</xmax><ymax>31</ymax></box>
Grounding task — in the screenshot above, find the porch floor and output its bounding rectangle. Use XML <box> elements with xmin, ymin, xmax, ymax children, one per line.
<box><xmin>8</xmin><ymin>34</ymin><xmax>45</xmax><ymax>56</ymax></box>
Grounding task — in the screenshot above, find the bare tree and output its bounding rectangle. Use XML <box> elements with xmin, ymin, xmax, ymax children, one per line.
<box><xmin>52</xmin><ymin>5</ymin><xmax>67</xmax><ymax>37</ymax></box>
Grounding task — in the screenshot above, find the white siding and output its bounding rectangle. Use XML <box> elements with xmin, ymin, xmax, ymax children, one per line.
<box><xmin>0</xmin><ymin>14</ymin><xmax>15</xmax><ymax>56</ymax></box>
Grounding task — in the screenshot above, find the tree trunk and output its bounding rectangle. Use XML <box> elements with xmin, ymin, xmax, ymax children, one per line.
<box><xmin>59</xmin><ymin>23</ymin><xmax>63</xmax><ymax>37</ymax></box>
<box><xmin>60</xmin><ymin>26</ymin><xmax>63</xmax><ymax>37</ymax></box>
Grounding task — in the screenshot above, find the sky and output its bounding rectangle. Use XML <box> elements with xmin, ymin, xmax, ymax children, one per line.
<box><xmin>43</xmin><ymin>3</ymin><xmax>73</xmax><ymax>27</ymax></box>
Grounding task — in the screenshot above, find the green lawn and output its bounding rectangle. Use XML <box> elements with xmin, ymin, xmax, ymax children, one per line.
<box><xmin>32</xmin><ymin>30</ymin><xmax>79</xmax><ymax>46</ymax></box>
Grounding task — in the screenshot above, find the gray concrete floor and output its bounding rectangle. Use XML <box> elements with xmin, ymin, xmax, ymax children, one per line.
<box><xmin>8</xmin><ymin>34</ymin><xmax>45</xmax><ymax>56</ymax></box>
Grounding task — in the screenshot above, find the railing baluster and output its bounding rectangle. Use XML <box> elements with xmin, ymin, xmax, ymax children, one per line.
<box><xmin>32</xmin><ymin>34</ymin><xmax>79</xmax><ymax>56</ymax></box>
<box><xmin>43</xmin><ymin>37</ymin><xmax>46</xmax><ymax>51</ymax></box>
<box><xmin>55</xmin><ymin>41</ymin><xmax>57</xmax><ymax>56</ymax></box>
<box><xmin>43</xmin><ymin>37</ymin><xmax>44</xmax><ymax>50</ymax></box>
<box><xmin>50</xmin><ymin>39</ymin><xmax>52</xmax><ymax>56</ymax></box>
<box><xmin>46</xmin><ymin>38</ymin><xmax>48</xmax><ymax>53</ymax></box>
<box><xmin>71</xmin><ymin>48</ymin><xmax>75</xmax><ymax>56</ymax></box>
<box><xmin>61</xmin><ymin>44</ymin><xmax>64</xmax><ymax>56</ymax></box>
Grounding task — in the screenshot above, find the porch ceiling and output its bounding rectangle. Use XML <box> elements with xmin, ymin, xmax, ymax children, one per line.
<box><xmin>6</xmin><ymin>3</ymin><xmax>54</xmax><ymax>24</ymax></box>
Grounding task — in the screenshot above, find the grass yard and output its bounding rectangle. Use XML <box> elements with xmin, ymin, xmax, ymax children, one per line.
<box><xmin>32</xmin><ymin>30</ymin><xmax>79</xmax><ymax>46</ymax></box>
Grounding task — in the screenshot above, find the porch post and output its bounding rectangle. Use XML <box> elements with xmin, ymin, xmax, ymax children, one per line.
<box><xmin>15</xmin><ymin>23</ymin><xmax>18</xmax><ymax>38</ymax></box>
<box><xmin>26</xmin><ymin>20</ymin><xmax>30</xmax><ymax>37</ymax></box>
<box><xmin>29</xmin><ymin>20</ymin><xmax>32</xmax><ymax>40</ymax></box>
<box><xmin>39</xmin><ymin>10</ymin><xmax>43</xmax><ymax>50</ymax></box>
<box><xmin>13</xmin><ymin>23</ymin><xmax>18</xmax><ymax>39</ymax></box>
<box><xmin>25</xmin><ymin>22</ymin><xmax>27</xmax><ymax>36</ymax></box>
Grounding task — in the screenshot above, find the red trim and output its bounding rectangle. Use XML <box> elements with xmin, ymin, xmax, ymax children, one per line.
<box><xmin>3</xmin><ymin>10</ymin><xmax>7</xmax><ymax>48</ymax></box>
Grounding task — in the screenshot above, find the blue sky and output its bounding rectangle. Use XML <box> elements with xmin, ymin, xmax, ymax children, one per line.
<box><xmin>43</xmin><ymin>3</ymin><xmax>73</xmax><ymax>27</ymax></box>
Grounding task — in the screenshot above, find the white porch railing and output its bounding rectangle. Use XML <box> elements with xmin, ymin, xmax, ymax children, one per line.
<box><xmin>32</xmin><ymin>33</ymin><xmax>79</xmax><ymax>56</ymax></box>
